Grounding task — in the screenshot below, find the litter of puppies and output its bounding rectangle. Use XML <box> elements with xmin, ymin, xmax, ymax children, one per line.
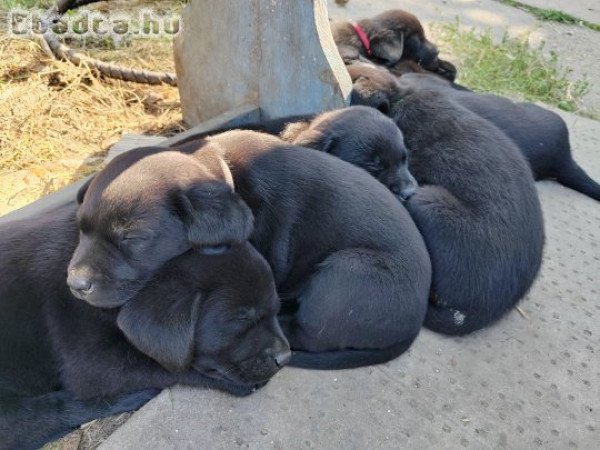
<box><xmin>1</xmin><ymin>8</ymin><xmax>599</xmax><ymax>450</ymax></box>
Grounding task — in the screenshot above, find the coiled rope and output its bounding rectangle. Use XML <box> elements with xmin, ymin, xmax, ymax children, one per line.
<box><xmin>41</xmin><ymin>0</ymin><xmax>178</xmax><ymax>85</ymax></box>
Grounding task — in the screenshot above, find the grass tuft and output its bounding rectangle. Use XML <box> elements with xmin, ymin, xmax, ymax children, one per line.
<box><xmin>434</xmin><ymin>21</ymin><xmax>590</xmax><ymax>113</ymax></box>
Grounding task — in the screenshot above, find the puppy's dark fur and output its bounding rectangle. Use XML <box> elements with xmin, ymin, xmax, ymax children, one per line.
<box><xmin>349</xmin><ymin>64</ymin><xmax>600</xmax><ymax>201</ymax></box>
<box><xmin>331</xmin><ymin>9</ymin><xmax>440</xmax><ymax>68</ymax></box>
<box><xmin>354</xmin><ymin>78</ymin><xmax>545</xmax><ymax>334</ymax></box>
<box><xmin>88</xmin><ymin>132</ymin><xmax>429</xmax><ymax>369</ymax></box>
<box><xmin>1</xmin><ymin>198</ymin><xmax>287</xmax><ymax>449</ymax></box>
<box><xmin>398</xmin><ymin>74</ymin><xmax>600</xmax><ymax>201</ymax></box>
<box><xmin>280</xmin><ymin>106</ymin><xmax>418</xmax><ymax>200</ymax></box>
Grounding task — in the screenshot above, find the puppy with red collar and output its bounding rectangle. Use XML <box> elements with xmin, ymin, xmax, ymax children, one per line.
<box><xmin>331</xmin><ymin>10</ymin><xmax>438</xmax><ymax>68</ymax></box>
<box><xmin>331</xmin><ymin>9</ymin><xmax>457</xmax><ymax>82</ymax></box>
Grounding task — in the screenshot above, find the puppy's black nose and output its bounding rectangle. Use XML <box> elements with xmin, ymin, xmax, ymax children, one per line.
<box><xmin>400</xmin><ymin>185</ymin><xmax>417</xmax><ymax>201</ymax></box>
<box><xmin>67</xmin><ymin>269</ymin><xmax>94</xmax><ymax>296</ymax></box>
<box><xmin>274</xmin><ymin>350</ymin><xmax>292</xmax><ymax>368</ymax></box>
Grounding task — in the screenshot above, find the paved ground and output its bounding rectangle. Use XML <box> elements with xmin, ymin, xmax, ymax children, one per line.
<box><xmin>101</xmin><ymin>110</ymin><xmax>600</xmax><ymax>449</ymax></box>
<box><xmin>329</xmin><ymin>0</ymin><xmax>600</xmax><ymax>116</ymax></box>
<box><xmin>517</xmin><ymin>0</ymin><xmax>600</xmax><ymax>25</ymax></box>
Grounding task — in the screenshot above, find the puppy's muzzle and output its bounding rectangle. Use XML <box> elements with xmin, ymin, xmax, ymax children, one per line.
<box><xmin>389</xmin><ymin>173</ymin><xmax>418</xmax><ymax>201</ymax></box>
<box><xmin>67</xmin><ymin>267</ymin><xmax>95</xmax><ymax>299</ymax></box>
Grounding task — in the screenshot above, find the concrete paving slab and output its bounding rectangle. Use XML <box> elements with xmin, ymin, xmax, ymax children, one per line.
<box><xmin>101</xmin><ymin>110</ymin><xmax>600</xmax><ymax>449</ymax></box>
<box><xmin>516</xmin><ymin>0</ymin><xmax>600</xmax><ymax>25</ymax></box>
<box><xmin>329</xmin><ymin>0</ymin><xmax>600</xmax><ymax>116</ymax></box>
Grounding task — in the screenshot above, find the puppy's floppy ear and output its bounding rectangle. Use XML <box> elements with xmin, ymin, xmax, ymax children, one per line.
<box><xmin>290</xmin><ymin>126</ymin><xmax>335</xmax><ymax>154</ymax></box>
<box><xmin>371</xmin><ymin>30</ymin><xmax>404</xmax><ymax>65</ymax></box>
<box><xmin>175</xmin><ymin>182</ymin><xmax>254</xmax><ymax>247</ymax></box>
<box><xmin>117</xmin><ymin>290</ymin><xmax>202</xmax><ymax>372</ymax></box>
<box><xmin>76</xmin><ymin>176</ymin><xmax>95</xmax><ymax>204</ymax></box>
<box><xmin>280</xmin><ymin>121</ymin><xmax>311</xmax><ymax>143</ymax></box>
<box><xmin>351</xmin><ymin>77</ymin><xmax>392</xmax><ymax>116</ymax></box>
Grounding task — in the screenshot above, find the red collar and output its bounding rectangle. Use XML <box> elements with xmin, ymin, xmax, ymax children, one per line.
<box><xmin>350</xmin><ymin>21</ymin><xmax>372</xmax><ymax>56</ymax></box>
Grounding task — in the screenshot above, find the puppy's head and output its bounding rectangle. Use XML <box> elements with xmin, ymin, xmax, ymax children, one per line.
<box><xmin>68</xmin><ymin>147</ymin><xmax>253</xmax><ymax>308</ymax></box>
<box><xmin>288</xmin><ymin>106</ymin><xmax>417</xmax><ymax>201</ymax></box>
<box><xmin>117</xmin><ymin>242</ymin><xmax>290</xmax><ymax>394</ymax></box>
<box><xmin>367</xmin><ymin>10</ymin><xmax>439</xmax><ymax>68</ymax></box>
<box><xmin>348</xmin><ymin>62</ymin><xmax>399</xmax><ymax>115</ymax></box>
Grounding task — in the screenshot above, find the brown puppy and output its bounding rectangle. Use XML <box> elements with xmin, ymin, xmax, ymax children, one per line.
<box><xmin>331</xmin><ymin>9</ymin><xmax>440</xmax><ymax>69</ymax></box>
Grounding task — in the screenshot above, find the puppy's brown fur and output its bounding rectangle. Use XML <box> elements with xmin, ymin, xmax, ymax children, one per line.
<box><xmin>331</xmin><ymin>9</ymin><xmax>440</xmax><ymax>69</ymax></box>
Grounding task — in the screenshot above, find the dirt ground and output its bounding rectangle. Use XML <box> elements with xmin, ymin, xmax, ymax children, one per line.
<box><xmin>0</xmin><ymin>0</ymin><xmax>184</xmax><ymax>216</ymax></box>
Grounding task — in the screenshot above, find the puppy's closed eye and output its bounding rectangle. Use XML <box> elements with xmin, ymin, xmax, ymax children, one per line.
<box><xmin>115</xmin><ymin>233</ymin><xmax>153</xmax><ymax>252</ymax></box>
<box><xmin>198</xmin><ymin>244</ymin><xmax>232</xmax><ymax>256</ymax></box>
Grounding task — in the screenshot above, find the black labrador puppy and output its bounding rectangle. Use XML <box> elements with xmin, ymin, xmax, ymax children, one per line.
<box><xmin>350</xmin><ymin>63</ymin><xmax>600</xmax><ymax>201</ymax></box>
<box><xmin>299</xmin><ymin>82</ymin><xmax>545</xmax><ymax>335</ymax></box>
<box><xmin>398</xmin><ymin>73</ymin><xmax>600</xmax><ymax>201</ymax></box>
<box><xmin>72</xmin><ymin>134</ymin><xmax>431</xmax><ymax>369</ymax></box>
<box><xmin>181</xmin><ymin>132</ymin><xmax>432</xmax><ymax>366</ymax></box>
<box><xmin>1</xmin><ymin>197</ymin><xmax>288</xmax><ymax>449</ymax></box>
<box><xmin>280</xmin><ymin>106</ymin><xmax>418</xmax><ymax>200</ymax></box>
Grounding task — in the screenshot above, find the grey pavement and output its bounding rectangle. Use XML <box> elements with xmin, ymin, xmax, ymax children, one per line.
<box><xmin>518</xmin><ymin>0</ymin><xmax>600</xmax><ymax>25</ymax></box>
<box><xmin>101</xmin><ymin>107</ymin><xmax>600</xmax><ymax>448</ymax></box>
<box><xmin>329</xmin><ymin>0</ymin><xmax>600</xmax><ymax>116</ymax></box>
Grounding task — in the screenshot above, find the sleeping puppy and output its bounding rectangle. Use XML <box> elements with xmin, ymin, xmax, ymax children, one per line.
<box><xmin>280</xmin><ymin>106</ymin><xmax>417</xmax><ymax>200</ymax></box>
<box><xmin>73</xmin><ymin>134</ymin><xmax>431</xmax><ymax>369</ymax></box>
<box><xmin>67</xmin><ymin>146</ymin><xmax>254</xmax><ymax>308</ymax></box>
<box><xmin>179</xmin><ymin>132</ymin><xmax>431</xmax><ymax>367</ymax></box>
<box><xmin>396</xmin><ymin>73</ymin><xmax>600</xmax><ymax>201</ymax></box>
<box><xmin>331</xmin><ymin>9</ymin><xmax>440</xmax><ymax>69</ymax></box>
<box><xmin>349</xmin><ymin>64</ymin><xmax>600</xmax><ymax>201</ymax></box>
<box><xmin>348</xmin><ymin>75</ymin><xmax>545</xmax><ymax>335</ymax></box>
<box><xmin>1</xmin><ymin>195</ymin><xmax>288</xmax><ymax>448</ymax></box>
<box><xmin>348</xmin><ymin>61</ymin><xmax>467</xmax><ymax>112</ymax></box>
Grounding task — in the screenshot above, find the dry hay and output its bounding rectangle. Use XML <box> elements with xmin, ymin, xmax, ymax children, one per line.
<box><xmin>41</xmin><ymin>413</ymin><xmax>134</xmax><ymax>450</ymax></box>
<box><xmin>0</xmin><ymin>36</ymin><xmax>183</xmax><ymax>216</ymax></box>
